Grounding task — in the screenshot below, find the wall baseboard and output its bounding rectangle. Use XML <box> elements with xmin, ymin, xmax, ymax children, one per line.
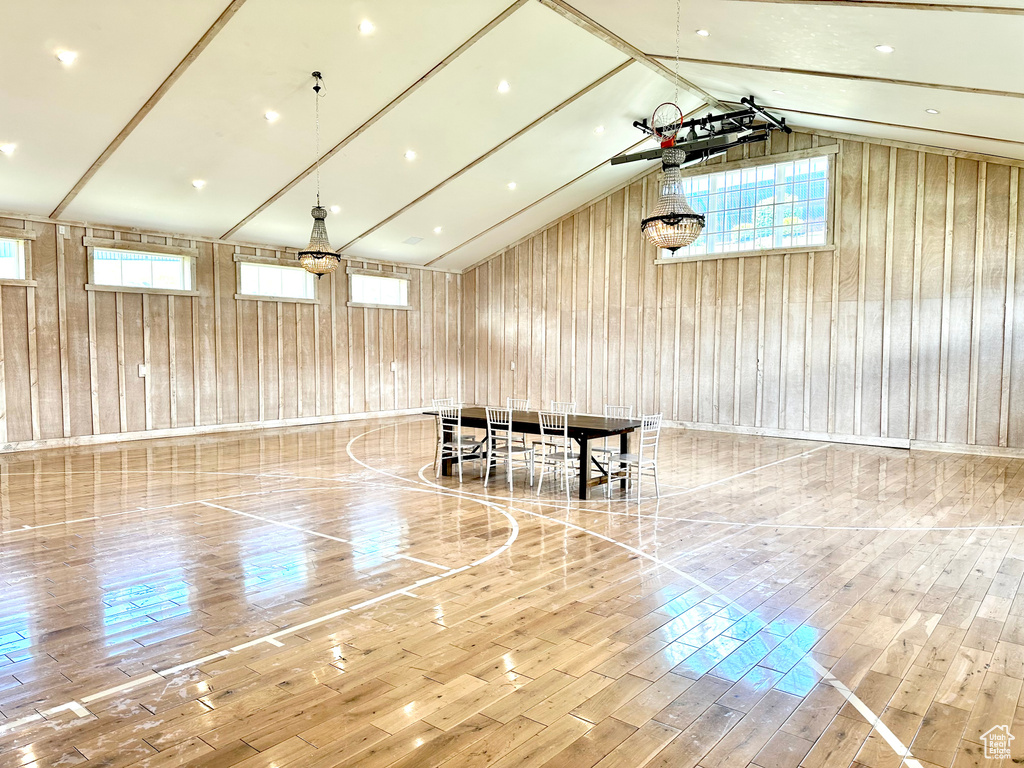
<box><xmin>0</xmin><ymin>408</ymin><xmax>429</xmax><ymax>455</ymax></box>
<box><xmin>909</xmin><ymin>441</ymin><xmax>1024</xmax><ymax>460</ymax></box>
<box><xmin>669</xmin><ymin>420</ymin><xmax>912</xmax><ymax>449</ymax></box>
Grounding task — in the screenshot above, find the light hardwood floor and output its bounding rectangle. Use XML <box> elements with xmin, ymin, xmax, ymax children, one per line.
<box><xmin>1</xmin><ymin>416</ymin><xmax>1023</xmax><ymax>767</ymax></box>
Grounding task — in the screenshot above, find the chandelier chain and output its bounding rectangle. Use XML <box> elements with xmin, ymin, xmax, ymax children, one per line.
<box><xmin>314</xmin><ymin>79</ymin><xmax>321</xmax><ymax>207</ymax></box>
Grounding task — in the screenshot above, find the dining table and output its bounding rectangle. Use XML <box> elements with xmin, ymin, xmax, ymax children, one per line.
<box><xmin>426</xmin><ymin>406</ymin><xmax>642</xmax><ymax>500</ymax></box>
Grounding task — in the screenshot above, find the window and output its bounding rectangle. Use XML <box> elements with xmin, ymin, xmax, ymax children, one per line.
<box><xmin>349</xmin><ymin>271</ymin><xmax>411</xmax><ymax>308</ymax></box>
<box><xmin>91</xmin><ymin>247</ymin><xmax>193</xmax><ymax>291</ymax></box>
<box><xmin>238</xmin><ymin>262</ymin><xmax>315</xmax><ymax>301</ymax></box>
<box><xmin>665</xmin><ymin>153</ymin><xmax>831</xmax><ymax>259</ymax></box>
<box><xmin>0</xmin><ymin>238</ymin><xmax>26</xmax><ymax>280</ymax></box>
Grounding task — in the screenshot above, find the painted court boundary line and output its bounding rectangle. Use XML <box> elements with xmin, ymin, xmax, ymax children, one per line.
<box><xmin>0</xmin><ymin>482</ymin><xmax>519</xmax><ymax>741</ymax></box>
<box><xmin>351</xmin><ymin>423</ymin><xmax>926</xmax><ymax>768</ymax></box>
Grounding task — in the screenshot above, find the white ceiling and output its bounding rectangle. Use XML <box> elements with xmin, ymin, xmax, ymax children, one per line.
<box><xmin>1</xmin><ymin>0</ymin><xmax>1022</xmax><ymax>272</ymax></box>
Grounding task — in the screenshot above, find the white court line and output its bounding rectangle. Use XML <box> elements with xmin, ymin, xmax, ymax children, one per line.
<box><xmin>349</xmin><ymin>423</ymin><xmax>925</xmax><ymax>768</ymax></box>
<box><xmin>198</xmin><ymin>501</ymin><xmax>349</xmax><ymax>543</ymax></box>
<box><xmin>0</xmin><ymin>481</ymin><xmax>519</xmax><ymax>741</ymax></box>
<box><xmin>396</xmin><ymin>554</ymin><xmax>448</xmax><ymax>570</ymax></box>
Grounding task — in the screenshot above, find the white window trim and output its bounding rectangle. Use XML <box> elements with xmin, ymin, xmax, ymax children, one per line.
<box><xmin>233</xmin><ymin>256</ymin><xmax>319</xmax><ymax>304</ymax></box>
<box><xmin>654</xmin><ymin>144</ymin><xmax>839</xmax><ymax>265</ymax></box>
<box><xmin>85</xmin><ymin>237</ymin><xmax>198</xmax><ymax>296</ymax></box>
<box><xmin>346</xmin><ymin>267</ymin><xmax>413</xmax><ymax>310</ymax></box>
<box><xmin>0</xmin><ymin>225</ymin><xmax>37</xmax><ymax>287</ymax></box>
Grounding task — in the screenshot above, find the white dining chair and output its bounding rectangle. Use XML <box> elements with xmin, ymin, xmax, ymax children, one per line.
<box><xmin>593</xmin><ymin>404</ymin><xmax>634</xmax><ymax>457</ymax></box>
<box><xmin>485</xmin><ymin>407</ymin><xmax>534</xmax><ymax>490</ymax></box>
<box><xmin>505</xmin><ymin>398</ymin><xmax>530</xmax><ymax>447</ymax></box>
<box><xmin>434</xmin><ymin>406</ymin><xmax>482</xmax><ymax>482</ymax></box>
<box><xmin>608</xmin><ymin>413</ymin><xmax>662</xmax><ymax>501</ymax></box>
<box><xmin>534</xmin><ymin>411</ymin><xmax>578</xmax><ymax>499</ymax></box>
<box><xmin>550</xmin><ymin>401</ymin><xmax>577</xmax><ymax>414</ymax></box>
<box><xmin>432</xmin><ymin>398</ymin><xmax>482</xmax><ymax>451</ymax></box>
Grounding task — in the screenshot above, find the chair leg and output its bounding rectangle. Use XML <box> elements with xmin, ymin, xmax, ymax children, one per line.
<box><xmin>484</xmin><ymin>447</ymin><xmax>492</xmax><ymax>486</ymax></box>
<box><xmin>653</xmin><ymin>465</ymin><xmax>660</xmax><ymax>498</ymax></box>
<box><xmin>457</xmin><ymin>450</ymin><xmax>463</xmax><ymax>483</ymax></box>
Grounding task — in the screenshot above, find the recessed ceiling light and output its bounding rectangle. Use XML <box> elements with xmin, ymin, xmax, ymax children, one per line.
<box><xmin>264</xmin><ymin>110</ymin><xmax>279</xmax><ymax>122</ymax></box>
<box><xmin>433</xmin><ymin>226</ymin><xmax>443</xmax><ymax>234</ymax></box>
<box><xmin>359</xmin><ymin>19</ymin><xmax>375</xmax><ymax>34</ymax></box>
<box><xmin>330</xmin><ymin>205</ymin><xmax>341</xmax><ymax>214</ymax></box>
<box><xmin>925</xmin><ymin>108</ymin><xmax>940</xmax><ymax>114</ymax></box>
<box><xmin>192</xmin><ymin>179</ymin><xmax>206</xmax><ymax>189</ymax></box>
<box><xmin>56</xmin><ymin>50</ymin><xmax>77</xmax><ymax>65</ymax></box>
<box><xmin>594</xmin><ymin>125</ymin><xmax>605</xmax><ymax>134</ymax></box>
<box><xmin>497</xmin><ymin>80</ymin><xmax>511</xmax><ymax>94</ymax></box>
<box><xmin>695</xmin><ymin>29</ymin><xmax>710</xmax><ymax>37</ymax></box>
<box><xmin>772</xmin><ymin>89</ymin><xmax>785</xmax><ymax>95</ymax></box>
<box><xmin>875</xmin><ymin>44</ymin><xmax>894</xmax><ymax>53</ymax></box>
<box><xmin>0</xmin><ymin>144</ymin><xmax>15</xmax><ymax>156</ymax></box>
<box><xmin>404</xmin><ymin>149</ymin><xmax>416</xmax><ymax>161</ymax></box>
<box><xmin>507</xmin><ymin>182</ymin><xmax>516</xmax><ymax>190</ymax></box>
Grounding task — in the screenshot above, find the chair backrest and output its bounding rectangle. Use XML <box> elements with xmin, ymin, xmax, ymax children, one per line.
<box><xmin>550</xmin><ymin>401</ymin><xmax>577</xmax><ymax>414</ymax></box>
<box><xmin>638</xmin><ymin>414</ymin><xmax>662</xmax><ymax>459</ymax></box>
<box><xmin>432</xmin><ymin>397</ymin><xmax>455</xmax><ymax>407</ymax></box>
<box><xmin>604</xmin><ymin>404</ymin><xmax>633</xmax><ymax>418</ymax></box>
<box><xmin>506</xmin><ymin>398</ymin><xmax>529</xmax><ymax>411</ymax></box>
<box><xmin>486</xmin><ymin>406</ymin><xmax>513</xmax><ymax>445</ymax></box>
<box><xmin>538</xmin><ymin>411</ymin><xmax>568</xmax><ymax>448</ymax></box>
<box><xmin>437</xmin><ymin>405</ymin><xmax>462</xmax><ymax>443</ymax></box>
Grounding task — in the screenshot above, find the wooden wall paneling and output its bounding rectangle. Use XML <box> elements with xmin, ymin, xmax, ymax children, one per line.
<box><xmin>442</xmin><ymin>269</ymin><xmax>456</xmax><ymax>403</ymax></box>
<box><xmin>558</xmin><ymin>222</ymin><xmax>573</xmax><ymax>404</ymax></box>
<box><xmin>217</xmin><ymin>244</ymin><xmax>237</xmax><ymax>425</ymax></box>
<box><xmin>809</xmin><ymin>250</ymin><xmax>833</xmax><ymax>432</ymax></box>
<box><xmin>802</xmin><ymin>253</ymin><xmax>815</xmax><ymax>431</ymax></box>
<box><xmin>618</xmin><ymin>190</ymin><xmax>629</xmax><ymax>408</ymax></box>
<box><xmin>394</xmin><ymin>301</ymin><xmax>407</xmax><ymax>410</ymax></box>
<box><xmin>945</xmin><ymin>158</ymin><xmax>980</xmax><ymax>444</ymax></box>
<box><xmin>87</xmin><ymin>288</ymin><xmax>100</xmax><ymax>435</ymax></box>
<box><xmin>167</xmin><ymin>294</ymin><xmax>177</xmax><ymax>428</ymax></box>
<box><xmin>54</xmin><ymin>229</ymin><xmax>71</xmax><ymax>437</ymax></box>
<box><xmin>886</xmin><ymin>149</ymin><xmax>918</xmax><ymax>441</ymax></box>
<box><xmin>733</xmin><ymin>258</ymin><xmax>745</xmax><ymax>425</ymax></box>
<box><xmin>754</xmin><ymin>256</ymin><xmax>767</xmax><ymax>427</ymax></box>
<box><xmin>975</xmin><ymin>163</ymin><xmax>1011</xmax><ymax>447</ymax></box>
<box><xmin>833</xmin><ymin>142</ymin><xmax>861</xmax><ymax>436</ymax></box>
<box><xmin>999</xmin><ymin>169</ymin><xmax>1019</xmax><ymax>446</ymax></box>
<box><xmin>295</xmin><ymin>299</ymin><xmax>304</xmax><ymax>418</ymax></box>
<box><xmin>967</xmin><ymin>162</ymin><xmax>988</xmax><ymax>444</ymax></box>
<box><xmin>761</xmin><ymin>256</ymin><xmax>784</xmax><ymax>430</ymax></box>
<box><xmin>149</xmin><ymin>295</ymin><xmax>170</xmax><ymax>430</ymax></box>
<box><xmin>529</xmin><ymin>237</ymin><xmax>543</xmax><ymax>405</ymax></box>
<box><xmin>4</xmin><ymin>284</ymin><xmax>32</xmax><ymax>441</ymax></box>
<box><xmin>778</xmin><ymin>253</ymin><xmax>791</xmax><ymax>429</ymax></box>
<box><xmin>63</xmin><ymin>227</ymin><xmax>93</xmax><ymax>436</ymax></box>
<box><xmin>173</xmin><ymin>296</ymin><xmax>195</xmax><ymax>428</ymax></box>
<box><xmin>30</xmin><ymin>223</ymin><xmax>62</xmax><ymax>440</ymax></box>
<box><xmin>853</xmin><ymin>147</ymin><xmax>870</xmax><ymax>434</ymax></box>
<box><xmin>585</xmin><ymin>206</ymin><xmax>596</xmax><ymax>414</ymax></box>
<box><xmin>783</xmin><ymin>253</ymin><xmax>807</xmax><ymax>431</ymax></box>
<box><xmin>717</xmin><ymin>258</ymin><xmax>736</xmax><ymax>425</ymax></box>
<box><xmin>142</xmin><ymin>294</ymin><xmax>153</xmax><ymax>431</ymax></box>
<box><xmin>657</xmin><ymin>259</ymin><xmax>676</xmax><ymax>420</ymax></box>
<box><xmin>211</xmin><ymin>245</ymin><xmax>223</xmax><ymax>424</ymax></box>
<box><xmin>568</xmin><ymin>216</ymin><xmax>578</xmax><ymax>405</ymax></box>
<box><xmin>1010</xmin><ymin>172</ymin><xmax>1024</xmax><ymax>447</ymax></box>
<box><xmin>545</xmin><ymin>230</ymin><xmax>559</xmax><ymax>405</ymax></box>
<box><xmin>624</xmin><ymin>183</ymin><xmax>642</xmax><ymax>414</ymax></box>
<box><xmin>115</xmin><ymin>294</ymin><xmax>127</xmax><ymax>432</ymax></box>
<box><xmin>0</xmin><ymin>286</ymin><xmax>7</xmax><ymax>443</ymax></box>
<box><xmin>191</xmin><ymin>294</ymin><xmax>201</xmax><ymax>427</ymax></box>
<box><xmin>909</xmin><ymin>153</ymin><xmax>926</xmax><ymax>440</ymax></box>
<box><xmin>860</xmin><ymin>144</ymin><xmax>890</xmax><ymax>438</ymax></box>
<box><xmin>330</xmin><ymin>270</ymin><xmax>340</xmax><ymax>413</ymax></box>
<box><xmin>880</xmin><ymin>147</ymin><xmax>898</xmax><ymax>437</ymax></box>
<box><xmin>381</xmin><ymin>301</ymin><xmax>395</xmax><ymax>412</ymax></box>
<box><xmin>312</xmin><ymin>302</ymin><xmax>321</xmax><ymax>415</ymax></box>
<box><xmin>278</xmin><ymin>301</ymin><xmax>296</xmax><ymax>420</ymax></box>
<box><xmin>122</xmin><ymin>294</ymin><xmax>145</xmax><ymax>433</ymax></box>
<box><xmin>602</xmin><ymin>198</ymin><xmax>612</xmax><ymax>412</ymax></box>
<box><xmin>349</xmin><ymin>280</ymin><xmax>364</xmax><ymax>412</ymax></box>
<box><xmin>256</xmin><ymin>300</ymin><xmax>265</xmax><ymax>423</ymax></box>
<box><xmin>937</xmin><ymin>157</ymin><xmax>956</xmax><ymax>441</ymax></box>
<box><xmin>698</xmin><ymin>257</ymin><xmax>718</xmax><ymax>423</ymax></box>
<box><xmin>691</xmin><ymin>260</ymin><xmax>703</xmax><ymax>422</ymax></box>
<box><xmin>638</xmin><ymin>180</ymin><xmax>655</xmax><ymax>415</ymax></box>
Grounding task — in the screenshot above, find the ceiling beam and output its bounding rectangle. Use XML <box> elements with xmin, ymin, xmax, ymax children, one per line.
<box><xmin>337</xmin><ymin>60</ymin><xmax>634</xmax><ymax>254</ymax></box>
<box><xmin>724</xmin><ymin>0</ymin><xmax>1024</xmax><ymax>13</ymax></box>
<box><xmin>50</xmin><ymin>0</ymin><xmax>249</xmax><ymax>219</ymax></box>
<box><xmin>427</xmin><ymin>104</ymin><xmax>708</xmax><ymax>270</ymax></box>
<box><xmin>649</xmin><ymin>55</ymin><xmax>1024</xmax><ymax>101</ymax></box>
<box><xmin>534</xmin><ymin>0</ymin><xmax>728</xmax><ymax>111</ymax></box>
<box><xmin>771</xmin><ymin>105</ymin><xmax>1024</xmax><ymax>147</ymax></box>
<box><xmin>221</xmin><ymin>0</ymin><xmax>529</xmax><ymax>240</ymax></box>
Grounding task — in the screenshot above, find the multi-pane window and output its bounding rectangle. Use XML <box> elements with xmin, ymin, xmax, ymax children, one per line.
<box><xmin>91</xmin><ymin>248</ymin><xmax>193</xmax><ymax>291</ymax></box>
<box><xmin>238</xmin><ymin>262</ymin><xmax>315</xmax><ymax>301</ymax></box>
<box><xmin>668</xmin><ymin>154</ymin><xmax>831</xmax><ymax>258</ymax></box>
<box><xmin>349</xmin><ymin>272</ymin><xmax>410</xmax><ymax>308</ymax></box>
<box><xmin>0</xmin><ymin>238</ymin><xmax>27</xmax><ymax>280</ymax></box>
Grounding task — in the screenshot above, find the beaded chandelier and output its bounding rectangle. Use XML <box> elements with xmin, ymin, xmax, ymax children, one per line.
<box><xmin>298</xmin><ymin>71</ymin><xmax>340</xmax><ymax>278</ymax></box>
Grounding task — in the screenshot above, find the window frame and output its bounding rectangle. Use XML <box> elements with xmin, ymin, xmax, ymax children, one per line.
<box><xmin>347</xmin><ymin>267</ymin><xmax>413</xmax><ymax>310</ymax></box>
<box><xmin>653</xmin><ymin>145</ymin><xmax>838</xmax><ymax>265</ymax></box>
<box><xmin>233</xmin><ymin>255</ymin><xmax>319</xmax><ymax>304</ymax></box>
<box><xmin>85</xmin><ymin>237</ymin><xmax>199</xmax><ymax>296</ymax></box>
<box><xmin>0</xmin><ymin>225</ymin><xmax>37</xmax><ymax>287</ymax></box>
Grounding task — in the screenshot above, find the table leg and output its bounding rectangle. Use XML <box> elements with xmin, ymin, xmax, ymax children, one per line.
<box><xmin>442</xmin><ymin>423</ymin><xmax>454</xmax><ymax>476</ymax></box>
<box><xmin>619</xmin><ymin>433</ymin><xmax>629</xmax><ymax>490</ymax></box>
<box><xmin>578</xmin><ymin>438</ymin><xmax>591</xmax><ymax>500</ymax></box>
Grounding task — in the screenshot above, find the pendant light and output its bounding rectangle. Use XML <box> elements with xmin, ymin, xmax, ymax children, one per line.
<box><xmin>639</xmin><ymin>0</ymin><xmax>705</xmax><ymax>254</ymax></box>
<box><xmin>298</xmin><ymin>71</ymin><xmax>340</xmax><ymax>278</ymax></box>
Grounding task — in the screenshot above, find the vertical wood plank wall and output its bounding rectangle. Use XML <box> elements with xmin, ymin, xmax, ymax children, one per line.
<box><xmin>463</xmin><ymin>131</ymin><xmax>1024</xmax><ymax>453</ymax></box>
<box><xmin>0</xmin><ymin>219</ymin><xmax>461</xmax><ymax>448</ymax></box>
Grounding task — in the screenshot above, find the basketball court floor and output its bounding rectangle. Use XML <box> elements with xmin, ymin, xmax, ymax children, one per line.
<box><xmin>1</xmin><ymin>416</ymin><xmax>1022</xmax><ymax>767</ymax></box>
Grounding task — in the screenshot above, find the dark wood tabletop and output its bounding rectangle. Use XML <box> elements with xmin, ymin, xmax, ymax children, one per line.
<box><xmin>424</xmin><ymin>406</ymin><xmax>640</xmax><ymax>440</ymax></box>
<box><xmin>425</xmin><ymin>407</ymin><xmax>641</xmax><ymax>500</ymax></box>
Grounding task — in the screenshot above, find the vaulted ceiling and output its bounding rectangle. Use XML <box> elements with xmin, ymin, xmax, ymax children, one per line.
<box><xmin>2</xmin><ymin>0</ymin><xmax>1022</xmax><ymax>271</ymax></box>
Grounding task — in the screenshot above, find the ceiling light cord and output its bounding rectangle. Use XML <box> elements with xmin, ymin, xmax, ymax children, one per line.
<box><xmin>674</xmin><ymin>0</ymin><xmax>681</xmax><ymax>106</ymax></box>
<box><xmin>312</xmin><ymin>71</ymin><xmax>325</xmax><ymax>207</ymax></box>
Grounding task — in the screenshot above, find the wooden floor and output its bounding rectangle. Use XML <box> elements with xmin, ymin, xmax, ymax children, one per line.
<box><xmin>1</xmin><ymin>417</ymin><xmax>1023</xmax><ymax>767</ymax></box>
